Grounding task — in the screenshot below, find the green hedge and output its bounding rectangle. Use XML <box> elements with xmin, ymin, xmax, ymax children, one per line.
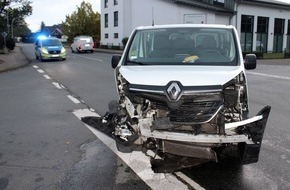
<box><xmin>242</xmin><ymin>52</ymin><xmax>289</xmax><ymax>59</ymax></box>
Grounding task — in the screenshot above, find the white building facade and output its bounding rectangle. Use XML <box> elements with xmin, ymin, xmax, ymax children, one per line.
<box><xmin>101</xmin><ymin>0</ymin><xmax>290</xmax><ymax>53</ymax></box>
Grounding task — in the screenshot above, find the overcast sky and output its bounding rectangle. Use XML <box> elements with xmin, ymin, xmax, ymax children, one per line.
<box><xmin>24</xmin><ymin>0</ymin><xmax>101</xmax><ymax>32</ymax></box>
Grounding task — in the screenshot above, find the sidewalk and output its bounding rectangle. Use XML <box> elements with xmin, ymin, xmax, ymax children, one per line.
<box><xmin>257</xmin><ymin>58</ymin><xmax>290</xmax><ymax>65</ymax></box>
<box><xmin>94</xmin><ymin>48</ymin><xmax>123</xmax><ymax>55</ymax></box>
<box><xmin>0</xmin><ymin>45</ymin><xmax>30</xmax><ymax>73</ymax></box>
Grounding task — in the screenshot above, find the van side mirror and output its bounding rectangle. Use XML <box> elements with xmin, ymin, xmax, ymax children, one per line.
<box><xmin>244</xmin><ymin>54</ymin><xmax>257</xmax><ymax>70</ymax></box>
<box><xmin>111</xmin><ymin>55</ymin><xmax>122</xmax><ymax>69</ymax></box>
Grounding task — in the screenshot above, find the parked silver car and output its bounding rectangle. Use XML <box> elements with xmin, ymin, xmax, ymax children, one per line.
<box><xmin>70</xmin><ymin>36</ymin><xmax>94</xmax><ymax>53</ymax></box>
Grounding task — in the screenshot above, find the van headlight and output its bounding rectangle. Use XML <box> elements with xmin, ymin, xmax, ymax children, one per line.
<box><xmin>41</xmin><ymin>48</ymin><xmax>49</xmax><ymax>54</ymax></box>
<box><xmin>61</xmin><ymin>47</ymin><xmax>66</xmax><ymax>53</ymax></box>
<box><xmin>223</xmin><ymin>72</ymin><xmax>247</xmax><ymax>108</ymax></box>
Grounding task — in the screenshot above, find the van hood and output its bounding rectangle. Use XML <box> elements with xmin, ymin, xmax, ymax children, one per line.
<box><xmin>119</xmin><ymin>66</ymin><xmax>244</xmax><ymax>86</ymax></box>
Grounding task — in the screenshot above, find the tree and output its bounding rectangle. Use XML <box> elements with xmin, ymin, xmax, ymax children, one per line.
<box><xmin>0</xmin><ymin>0</ymin><xmax>32</xmax><ymax>48</ymax></box>
<box><xmin>13</xmin><ymin>21</ymin><xmax>31</xmax><ymax>37</ymax></box>
<box><xmin>40</xmin><ymin>21</ymin><xmax>45</xmax><ymax>32</ymax></box>
<box><xmin>0</xmin><ymin>0</ymin><xmax>32</xmax><ymax>32</ymax></box>
<box><xmin>62</xmin><ymin>1</ymin><xmax>100</xmax><ymax>43</ymax></box>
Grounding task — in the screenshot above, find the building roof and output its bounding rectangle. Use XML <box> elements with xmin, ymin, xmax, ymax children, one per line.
<box><xmin>166</xmin><ymin>0</ymin><xmax>290</xmax><ymax>13</ymax></box>
<box><xmin>42</xmin><ymin>24</ymin><xmax>63</xmax><ymax>37</ymax></box>
<box><xmin>238</xmin><ymin>0</ymin><xmax>290</xmax><ymax>10</ymax></box>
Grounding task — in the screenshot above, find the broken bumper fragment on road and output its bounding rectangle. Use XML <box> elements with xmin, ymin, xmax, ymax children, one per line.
<box><xmin>81</xmin><ymin>106</ymin><xmax>271</xmax><ymax>172</ymax></box>
<box><xmin>236</xmin><ymin>106</ymin><xmax>271</xmax><ymax>164</ymax></box>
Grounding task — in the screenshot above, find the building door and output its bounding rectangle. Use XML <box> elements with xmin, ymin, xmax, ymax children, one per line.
<box><xmin>241</xmin><ymin>15</ymin><xmax>254</xmax><ymax>52</ymax></box>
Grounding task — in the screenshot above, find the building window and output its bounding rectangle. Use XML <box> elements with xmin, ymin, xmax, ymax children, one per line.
<box><xmin>256</xmin><ymin>17</ymin><xmax>269</xmax><ymax>53</ymax></box>
<box><xmin>114</xmin><ymin>0</ymin><xmax>118</xmax><ymax>5</ymax></box>
<box><xmin>105</xmin><ymin>14</ymin><xmax>108</xmax><ymax>28</ymax></box>
<box><xmin>273</xmin><ymin>18</ymin><xmax>285</xmax><ymax>53</ymax></box>
<box><xmin>114</xmin><ymin>11</ymin><xmax>118</xmax><ymax>27</ymax></box>
<box><xmin>114</xmin><ymin>33</ymin><xmax>118</xmax><ymax>39</ymax></box>
<box><xmin>105</xmin><ymin>33</ymin><xmax>108</xmax><ymax>39</ymax></box>
<box><xmin>213</xmin><ymin>0</ymin><xmax>224</xmax><ymax>6</ymax></box>
<box><xmin>104</xmin><ymin>0</ymin><xmax>108</xmax><ymax>8</ymax></box>
<box><xmin>241</xmin><ymin>15</ymin><xmax>254</xmax><ymax>52</ymax></box>
<box><xmin>286</xmin><ymin>20</ymin><xmax>290</xmax><ymax>53</ymax></box>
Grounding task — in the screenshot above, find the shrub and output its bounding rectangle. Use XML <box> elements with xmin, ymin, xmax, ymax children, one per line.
<box><xmin>6</xmin><ymin>38</ymin><xmax>15</xmax><ymax>50</ymax></box>
<box><xmin>122</xmin><ymin>37</ymin><xmax>129</xmax><ymax>47</ymax></box>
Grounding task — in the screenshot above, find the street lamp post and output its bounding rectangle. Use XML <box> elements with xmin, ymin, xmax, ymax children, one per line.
<box><xmin>6</xmin><ymin>11</ymin><xmax>10</xmax><ymax>33</ymax></box>
<box><xmin>5</xmin><ymin>2</ymin><xmax>22</xmax><ymax>35</ymax></box>
<box><xmin>11</xmin><ymin>18</ymin><xmax>18</xmax><ymax>39</ymax></box>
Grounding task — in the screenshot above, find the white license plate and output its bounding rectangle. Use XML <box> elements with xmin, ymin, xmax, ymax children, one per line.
<box><xmin>51</xmin><ymin>55</ymin><xmax>59</xmax><ymax>57</ymax></box>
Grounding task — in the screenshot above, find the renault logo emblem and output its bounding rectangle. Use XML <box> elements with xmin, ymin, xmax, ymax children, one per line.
<box><xmin>167</xmin><ymin>82</ymin><xmax>181</xmax><ymax>101</ymax></box>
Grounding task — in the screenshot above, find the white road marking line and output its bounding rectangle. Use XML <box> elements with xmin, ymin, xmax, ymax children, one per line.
<box><xmin>33</xmin><ymin>65</ymin><xmax>39</xmax><ymax>69</ymax></box>
<box><xmin>37</xmin><ymin>69</ymin><xmax>45</xmax><ymax>73</ymax></box>
<box><xmin>75</xmin><ymin>54</ymin><xmax>103</xmax><ymax>62</ymax></box>
<box><xmin>52</xmin><ymin>82</ymin><xmax>63</xmax><ymax>89</ymax></box>
<box><xmin>89</xmin><ymin>108</ymin><xmax>96</xmax><ymax>112</ymax></box>
<box><xmin>60</xmin><ymin>84</ymin><xmax>66</xmax><ymax>89</ymax></box>
<box><xmin>73</xmin><ymin>109</ymin><xmax>191</xmax><ymax>190</ymax></box>
<box><xmin>43</xmin><ymin>75</ymin><xmax>51</xmax><ymax>79</ymax></box>
<box><xmin>67</xmin><ymin>95</ymin><xmax>81</xmax><ymax>104</ymax></box>
<box><xmin>175</xmin><ymin>172</ymin><xmax>206</xmax><ymax>190</ymax></box>
<box><xmin>247</xmin><ymin>71</ymin><xmax>290</xmax><ymax>80</ymax></box>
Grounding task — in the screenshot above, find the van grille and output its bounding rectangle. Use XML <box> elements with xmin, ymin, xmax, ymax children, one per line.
<box><xmin>168</xmin><ymin>100</ymin><xmax>222</xmax><ymax>123</ymax></box>
<box><xmin>49</xmin><ymin>50</ymin><xmax>60</xmax><ymax>54</ymax></box>
<box><xmin>146</xmin><ymin>93</ymin><xmax>223</xmax><ymax>124</ymax></box>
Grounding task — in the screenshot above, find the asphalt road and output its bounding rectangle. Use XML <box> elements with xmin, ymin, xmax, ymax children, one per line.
<box><xmin>1</xmin><ymin>43</ymin><xmax>290</xmax><ymax>190</ymax></box>
<box><xmin>0</xmin><ymin>44</ymin><xmax>149</xmax><ymax>190</ymax></box>
<box><xmin>182</xmin><ymin>61</ymin><xmax>290</xmax><ymax>190</ymax></box>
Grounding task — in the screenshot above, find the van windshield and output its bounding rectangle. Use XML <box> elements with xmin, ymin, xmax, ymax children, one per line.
<box><xmin>42</xmin><ymin>39</ymin><xmax>61</xmax><ymax>46</ymax></box>
<box><xmin>127</xmin><ymin>27</ymin><xmax>238</xmax><ymax>66</ymax></box>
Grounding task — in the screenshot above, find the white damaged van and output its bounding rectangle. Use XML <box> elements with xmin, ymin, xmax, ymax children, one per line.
<box><xmin>83</xmin><ymin>24</ymin><xmax>271</xmax><ymax>172</ymax></box>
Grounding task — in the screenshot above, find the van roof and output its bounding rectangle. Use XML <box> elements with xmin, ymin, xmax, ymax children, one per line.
<box><xmin>135</xmin><ymin>24</ymin><xmax>235</xmax><ymax>30</ymax></box>
<box><xmin>74</xmin><ymin>35</ymin><xmax>92</xmax><ymax>38</ymax></box>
